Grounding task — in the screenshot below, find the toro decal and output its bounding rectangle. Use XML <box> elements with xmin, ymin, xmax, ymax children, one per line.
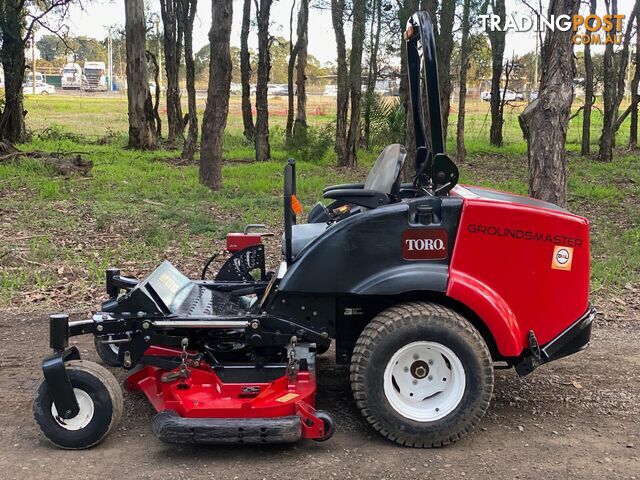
<box><xmin>402</xmin><ymin>229</ymin><xmax>448</xmax><ymax>261</ymax></box>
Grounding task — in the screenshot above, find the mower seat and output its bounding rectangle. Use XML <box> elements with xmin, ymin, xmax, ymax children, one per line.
<box><xmin>288</xmin><ymin>222</ymin><xmax>330</xmax><ymax>258</ymax></box>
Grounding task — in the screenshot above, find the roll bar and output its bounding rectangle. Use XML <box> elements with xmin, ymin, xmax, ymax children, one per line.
<box><xmin>283</xmin><ymin>162</ymin><xmax>294</xmax><ymax>265</ymax></box>
<box><xmin>405</xmin><ymin>11</ymin><xmax>459</xmax><ymax>196</ymax></box>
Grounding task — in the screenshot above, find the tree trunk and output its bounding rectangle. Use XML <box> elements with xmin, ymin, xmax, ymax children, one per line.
<box><xmin>598</xmin><ymin>0</ymin><xmax>639</xmax><ymax>161</ymax></box>
<box><xmin>255</xmin><ymin>0</ymin><xmax>273</xmax><ymax>162</ymax></box>
<box><xmin>125</xmin><ymin>0</ymin><xmax>157</xmax><ymax>150</ymax></box>
<box><xmin>630</xmin><ymin>9</ymin><xmax>640</xmax><ymax>149</ymax></box>
<box><xmin>343</xmin><ymin>0</ymin><xmax>367</xmax><ymax>168</ymax></box>
<box><xmin>146</xmin><ymin>50</ymin><xmax>163</xmax><ymax>139</ymax></box>
<box><xmin>240</xmin><ymin>0</ymin><xmax>255</xmax><ymax>141</ymax></box>
<box><xmin>581</xmin><ymin>0</ymin><xmax>596</xmax><ymax>156</ymax></box>
<box><xmin>293</xmin><ymin>0</ymin><xmax>309</xmax><ymax>140</ymax></box>
<box><xmin>332</xmin><ymin>0</ymin><xmax>349</xmax><ymax>164</ymax></box>
<box><xmin>200</xmin><ymin>0</ymin><xmax>233</xmax><ymax>189</ymax></box>
<box><xmin>488</xmin><ymin>0</ymin><xmax>506</xmax><ymax>147</ymax></box>
<box><xmin>363</xmin><ymin>0</ymin><xmax>382</xmax><ymax>149</ymax></box>
<box><xmin>0</xmin><ymin>1</ymin><xmax>26</xmax><ymax>143</ymax></box>
<box><xmin>436</xmin><ymin>0</ymin><xmax>456</xmax><ymax>143</ymax></box>
<box><xmin>519</xmin><ymin>0</ymin><xmax>580</xmax><ymax>208</ymax></box>
<box><xmin>160</xmin><ymin>0</ymin><xmax>185</xmax><ymax>144</ymax></box>
<box><xmin>180</xmin><ymin>0</ymin><xmax>198</xmax><ymax>162</ymax></box>
<box><xmin>456</xmin><ymin>0</ymin><xmax>472</xmax><ymax>163</ymax></box>
<box><xmin>286</xmin><ymin>0</ymin><xmax>298</xmax><ymax>143</ymax></box>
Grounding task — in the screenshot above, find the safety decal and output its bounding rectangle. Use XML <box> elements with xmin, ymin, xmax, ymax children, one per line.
<box><xmin>275</xmin><ymin>393</ymin><xmax>300</xmax><ymax>403</ymax></box>
<box><xmin>552</xmin><ymin>246</ymin><xmax>573</xmax><ymax>271</ymax></box>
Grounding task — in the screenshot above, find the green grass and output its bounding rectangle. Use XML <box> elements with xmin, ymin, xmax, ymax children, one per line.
<box><xmin>0</xmin><ymin>95</ymin><xmax>638</xmax><ymax>308</ymax></box>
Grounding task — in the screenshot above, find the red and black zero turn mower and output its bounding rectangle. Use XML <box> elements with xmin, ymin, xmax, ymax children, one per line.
<box><xmin>33</xmin><ymin>11</ymin><xmax>595</xmax><ymax>450</ymax></box>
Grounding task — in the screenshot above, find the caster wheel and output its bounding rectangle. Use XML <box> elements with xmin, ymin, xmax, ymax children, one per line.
<box><xmin>33</xmin><ymin>360</ymin><xmax>123</xmax><ymax>449</ymax></box>
<box><xmin>350</xmin><ymin>302</ymin><xmax>494</xmax><ymax>448</ymax></box>
<box><xmin>94</xmin><ymin>335</ymin><xmax>122</xmax><ymax>367</ymax></box>
<box><xmin>313</xmin><ymin>410</ymin><xmax>335</xmax><ymax>442</ymax></box>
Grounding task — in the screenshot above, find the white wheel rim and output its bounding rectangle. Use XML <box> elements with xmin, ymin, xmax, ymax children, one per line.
<box><xmin>51</xmin><ymin>388</ymin><xmax>95</xmax><ymax>430</ymax></box>
<box><xmin>383</xmin><ymin>341</ymin><xmax>466</xmax><ymax>422</ymax></box>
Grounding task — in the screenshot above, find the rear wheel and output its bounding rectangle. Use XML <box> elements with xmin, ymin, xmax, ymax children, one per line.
<box><xmin>350</xmin><ymin>302</ymin><xmax>493</xmax><ymax>447</ymax></box>
<box><xmin>33</xmin><ymin>360</ymin><xmax>123</xmax><ymax>449</ymax></box>
<box><xmin>94</xmin><ymin>335</ymin><xmax>121</xmax><ymax>367</ymax></box>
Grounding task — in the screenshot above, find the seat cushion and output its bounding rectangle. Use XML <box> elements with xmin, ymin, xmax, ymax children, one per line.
<box><xmin>286</xmin><ymin>223</ymin><xmax>329</xmax><ymax>257</ymax></box>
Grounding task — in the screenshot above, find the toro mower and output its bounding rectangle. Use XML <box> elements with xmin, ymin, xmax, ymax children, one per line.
<box><xmin>33</xmin><ymin>11</ymin><xmax>594</xmax><ymax>450</ymax></box>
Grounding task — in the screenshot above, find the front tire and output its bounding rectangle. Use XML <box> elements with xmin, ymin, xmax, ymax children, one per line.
<box><xmin>33</xmin><ymin>360</ymin><xmax>123</xmax><ymax>449</ymax></box>
<box><xmin>350</xmin><ymin>302</ymin><xmax>493</xmax><ymax>448</ymax></box>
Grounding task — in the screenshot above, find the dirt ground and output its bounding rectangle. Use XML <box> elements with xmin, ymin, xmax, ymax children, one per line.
<box><xmin>0</xmin><ymin>301</ymin><xmax>638</xmax><ymax>480</ymax></box>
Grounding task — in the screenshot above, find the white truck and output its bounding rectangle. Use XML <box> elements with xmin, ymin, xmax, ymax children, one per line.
<box><xmin>61</xmin><ymin>63</ymin><xmax>84</xmax><ymax>90</ymax></box>
<box><xmin>83</xmin><ymin>61</ymin><xmax>108</xmax><ymax>91</ymax></box>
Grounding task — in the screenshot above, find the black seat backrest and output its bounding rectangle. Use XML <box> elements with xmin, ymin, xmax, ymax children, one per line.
<box><xmin>364</xmin><ymin>144</ymin><xmax>407</xmax><ymax>196</ymax></box>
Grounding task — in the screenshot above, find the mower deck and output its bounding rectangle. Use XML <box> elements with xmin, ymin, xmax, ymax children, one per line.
<box><xmin>125</xmin><ymin>345</ymin><xmax>328</xmax><ymax>444</ymax></box>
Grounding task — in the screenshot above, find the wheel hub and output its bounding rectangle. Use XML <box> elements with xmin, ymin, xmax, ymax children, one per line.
<box><xmin>410</xmin><ymin>360</ymin><xmax>429</xmax><ymax>379</ymax></box>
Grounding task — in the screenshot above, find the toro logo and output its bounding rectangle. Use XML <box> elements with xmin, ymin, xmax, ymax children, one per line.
<box><xmin>402</xmin><ymin>229</ymin><xmax>448</xmax><ymax>261</ymax></box>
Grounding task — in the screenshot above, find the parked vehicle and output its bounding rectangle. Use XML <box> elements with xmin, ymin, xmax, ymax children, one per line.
<box><xmin>84</xmin><ymin>61</ymin><xmax>108</xmax><ymax>91</ymax></box>
<box><xmin>27</xmin><ymin>71</ymin><xmax>44</xmax><ymax>83</ymax></box>
<box><xmin>481</xmin><ymin>89</ymin><xmax>523</xmax><ymax>102</ymax></box>
<box><xmin>268</xmin><ymin>84</ymin><xmax>290</xmax><ymax>96</ymax></box>
<box><xmin>22</xmin><ymin>81</ymin><xmax>56</xmax><ymax>96</ymax></box>
<box><xmin>61</xmin><ymin>63</ymin><xmax>84</xmax><ymax>90</ymax></box>
<box><xmin>323</xmin><ymin>84</ymin><xmax>338</xmax><ymax>97</ymax></box>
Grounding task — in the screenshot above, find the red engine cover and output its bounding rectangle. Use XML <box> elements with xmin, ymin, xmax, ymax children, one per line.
<box><xmin>448</xmin><ymin>186</ymin><xmax>590</xmax><ymax>357</ymax></box>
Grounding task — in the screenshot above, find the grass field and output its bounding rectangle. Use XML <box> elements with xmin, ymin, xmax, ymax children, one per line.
<box><xmin>0</xmin><ymin>94</ymin><xmax>638</xmax><ymax>309</ymax></box>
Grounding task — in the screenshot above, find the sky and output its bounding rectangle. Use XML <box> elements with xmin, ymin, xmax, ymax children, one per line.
<box><xmin>51</xmin><ymin>0</ymin><xmax>639</xmax><ymax>64</ymax></box>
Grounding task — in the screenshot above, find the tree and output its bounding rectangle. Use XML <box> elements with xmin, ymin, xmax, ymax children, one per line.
<box><xmin>254</xmin><ymin>0</ymin><xmax>273</xmax><ymax>162</ymax></box>
<box><xmin>286</xmin><ymin>0</ymin><xmax>309</xmax><ymax>143</ymax></box>
<box><xmin>363</xmin><ymin>0</ymin><xmax>383</xmax><ymax>149</ymax></box>
<box><xmin>286</xmin><ymin>0</ymin><xmax>298</xmax><ymax>143</ymax></box>
<box><xmin>125</xmin><ymin>0</ymin><xmax>157</xmax><ymax>150</ymax></box>
<box><xmin>159</xmin><ymin>0</ymin><xmax>185</xmax><ymax>144</ymax></box>
<box><xmin>0</xmin><ymin>1</ymin><xmax>75</xmax><ymax>143</ymax></box>
<box><xmin>519</xmin><ymin>0</ymin><xmax>580</xmax><ymax>208</ymax></box>
<box><xmin>294</xmin><ymin>0</ymin><xmax>309</xmax><ymax>140</ymax></box>
<box><xmin>484</xmin><ymin>0</ymin><xmax>506</xmax><ymax>146</ymax></box>
<box><xmin>344</xmin><ymin>0</ymin><xmax>367</xmax><ymax>167</ymax></box>
<box><xmin>598</xmin><ymin>0</ymin><xmax>639</xmax><ymax>161</ymax></box>
<box><xmin>240</xmin><ymin>0</ymin><xmax>255</xmax><ymax>141</ymax></box>
<box><xmin>630</xmin><ymin>9</ymin><xmax>640</xmax><ymax>149</ymax></box>
<box><xmin>179</xmin><ymin>0</ymin><xmax>198</xmax><ymax>162</ymax></box>
<box><xmin>200</xmin><ymin>0</ymin><xmax>233</xmax><ymax>189</ymax></box>
<box><xmin>581</xmin><ymin>0</ymin><xmax>597</xmax><ymax>156</ymax></box>
<box><xmin>456</xmin><ymin>0</ymin><xmax>472</xmax><ymax>162</ymax></box>
<box><xmin>331</xmin><ymin>0</ymin><xmax>350</xmax><ymax>164</ymax></box>
<box><xmin>331</xmin><ymin>0</ymin><xmax>367</xmax><ymax>168</ymax></box>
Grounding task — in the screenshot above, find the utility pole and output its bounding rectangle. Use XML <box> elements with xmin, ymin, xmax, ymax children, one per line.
<box><xmin>32</xmin><ymin>35</ymin><xmax>36</xmax><ymax>95</ymax></box>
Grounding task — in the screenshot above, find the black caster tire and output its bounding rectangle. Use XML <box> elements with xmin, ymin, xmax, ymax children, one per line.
<box><xmin>350</xmin><ymin>302</ymin><xmax>494</xmax><ymax>448</ymax></box>
<box><xmin>94</xmin><ymin>336</ymin><xmax>121</xmax><ymax>367</ymax></box>
<box><xmin>33</xmin><ymin>360</ymin><xmax>123</xmax><ymax>449</ymax></box>
<box><xmin>313</xmin><ymin>410</ymin><xmax>335</xmax><ymax>442</ymax></box>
